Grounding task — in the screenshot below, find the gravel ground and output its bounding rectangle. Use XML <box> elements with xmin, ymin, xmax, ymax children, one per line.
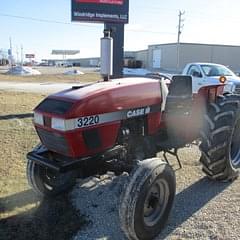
<box><xmin>71</xmin><ymin>146</ymin><xmax>240</xmax><ymax>240</ymax></box>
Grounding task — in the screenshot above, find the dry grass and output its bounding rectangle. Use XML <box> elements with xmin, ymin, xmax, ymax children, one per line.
<box><xmin>2</xmin><ymin>91</ymin><xmax>239</xmax><ymax>240</ymax></box>
<box><xmin>0</xmin><ymin>91</ymin><xmax>86</xmax><ymax>240</ymax></box>
<box><xmin>0</xmin><ymin>72</ymin><xmax>101</xmax><ymax>83</ymax></box>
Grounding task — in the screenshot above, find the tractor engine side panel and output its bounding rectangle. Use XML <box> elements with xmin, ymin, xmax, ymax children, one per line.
<box><xmin>147</xmin><ymin>112</ymin><xmax>162</xmax><ymax>135</ymax></box>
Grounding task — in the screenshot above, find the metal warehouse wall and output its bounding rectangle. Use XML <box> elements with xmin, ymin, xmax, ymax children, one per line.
<box><xmin>179</xmin><ymin>44</ymin><xmax>212</xmax><ymax>69</ymax></box>
<box><xmin>210</xmin><ymin>46</ymin><xmax>240</xmax><ymax>71</ymax></box>
<box><xmin>179</xmin><ymin>44</ymin><xmax>240</xmax><ymax>71</ymax></box>
<box><xmin>147</xmin><ymin>43</ymin><xmax>240</xmax><ymax>72</ymax></box>
<box><xmin>148</xmin><ymin>44</ymin><xmax>177</xmax><ymax>72</ymax></box>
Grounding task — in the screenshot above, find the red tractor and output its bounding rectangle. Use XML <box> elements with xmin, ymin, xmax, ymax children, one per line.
<box><xmin>26</xmin><ymin>75</ymin><xmax>240</xmax><ymax>240</ymax></box>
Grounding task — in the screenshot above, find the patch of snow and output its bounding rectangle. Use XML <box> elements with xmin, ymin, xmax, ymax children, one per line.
<box><xmin>6</xmin><ymin>66</ymin><xmax>41</xmax><ymax>76</ymax></box>
<box><xmin>64</xmin><ymin>69</ymin><xmax>84</xmax><ymax>75</ymax></box>
<box><xmin>123</xmin><ymin>68</ymin><xmax>151</xmax><ymax>76</ymax></box>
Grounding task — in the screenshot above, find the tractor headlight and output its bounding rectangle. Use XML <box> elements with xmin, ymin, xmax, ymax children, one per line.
<box><xmin>51</xmin><ymin>118</ymin><xmax>75</xmax><ymax>131</ymax></box>
<box><xmin>52</xmin><ymin>118</ymin><xmax>66</xmax><ymax>131</ymax></box>
<box><xmin>34</xmin><ymin>112</ymin><xmax>44</xmax><ymax>125</ymax></box>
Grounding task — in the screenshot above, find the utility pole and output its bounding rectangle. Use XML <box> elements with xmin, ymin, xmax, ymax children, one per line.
<box><xmin>16</xmin><ymin>46</ymin><xmax>19</xmax><ymax>65</ymax></box>
<box><xmin>177</xmin><ymin>10</ymin><xmax>185</xmax><ymax>71</ymax></box>
<box><xmin>21</xmin><ymin>45</ymin><xmax>23</xmax><ymax>66</ymax></box>
<box><xmin>9</xmin><ymin>37</ymin><xmax>13</xmax><ymax>68</ymax></box>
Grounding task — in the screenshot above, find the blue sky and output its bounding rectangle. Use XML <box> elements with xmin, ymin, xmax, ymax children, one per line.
<box><xmin>0</xmin><ymin>0</ymin><xmax>239</xmax><ymax>61</ymax></box>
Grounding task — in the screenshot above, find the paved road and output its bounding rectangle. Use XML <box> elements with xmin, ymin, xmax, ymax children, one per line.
<box><xmin>0</xmin><ymin>81</ymin><xmax>84</xmax><ymax>93</ymax></box>
<box><xmin>0</xmin><ymin>66</ymin><xmax>100</xmax><ymax>75</ymax></box>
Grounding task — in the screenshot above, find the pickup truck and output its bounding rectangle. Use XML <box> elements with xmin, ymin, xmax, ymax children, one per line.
<box><xmin>182</xmin><ymin>62</ymin><xmax>240</xmax><ymax>94</ymax></box>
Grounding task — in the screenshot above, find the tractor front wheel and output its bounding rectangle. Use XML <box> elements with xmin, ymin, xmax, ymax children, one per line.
<box><xmin>27</xmin><ymin>159</ymin><xmax>77</xmax><ymax>197</ymax></box>
<box><xmin>200</xmin><ymin>94</ymin><xmax>240</xmax><ymax>181</ymax></box>
<box><xmin>119</xmin><ymin>158</ymin><xmax>176</xmax><ymax>240</ymax></box>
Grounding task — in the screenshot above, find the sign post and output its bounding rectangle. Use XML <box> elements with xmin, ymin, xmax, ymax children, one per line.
<box><xmin>105</xmin><ymin>22</ymin><xmax>124</xmax><ymax>78</ymax></box>
<box><xmin>71</xmin><ymin>0</ymin><xmax>129</xmax><ymax>78</ymax></box>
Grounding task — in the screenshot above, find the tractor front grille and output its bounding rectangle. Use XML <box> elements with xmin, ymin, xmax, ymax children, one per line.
<box><xmin>235</xmin><ymin>84</ymin><xmax>240</xmax><ymax>94</ymax></box>
<box><xmin>36</xmin><ymin>128</ymin><xmax>69</xmax><ymax>156</ymax></box>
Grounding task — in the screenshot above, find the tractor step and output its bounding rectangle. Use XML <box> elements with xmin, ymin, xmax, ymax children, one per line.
<box><xmin>156</xmin><ymin>140</ymin><xmax>183</xmax><ymax>169</ymax></box>
<box><xmin>162</xmin><ymin>148</ymin><xmax>182</xmax><ymax>169</ymax></box>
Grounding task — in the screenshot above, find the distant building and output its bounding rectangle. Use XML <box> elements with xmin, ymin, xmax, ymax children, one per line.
<box><xmin>42</xmin><ymin>57</ymin><xmax>100</xmax><ymax>67</ymax></box>
<box><xmin>142</xmin><ymin>43</ymin><xmax>240</xmax><ymax>73</ymax></box>
<box><xmin>42</xmin><ymin>42</ymin><xmax>240</xmax><ymax>73</ymax></box>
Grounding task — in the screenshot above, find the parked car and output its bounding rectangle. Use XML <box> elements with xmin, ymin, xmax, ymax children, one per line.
<box><xmin>182</xmin><ymin>62</ymin><xmax>240</xmax><ymax>94</ymax></box>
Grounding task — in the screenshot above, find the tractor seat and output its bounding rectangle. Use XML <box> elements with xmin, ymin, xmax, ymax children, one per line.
<box><xmin>165</xmin><ymin>75</ymin><xmax>193</xmax><ymax>114</ymax></box>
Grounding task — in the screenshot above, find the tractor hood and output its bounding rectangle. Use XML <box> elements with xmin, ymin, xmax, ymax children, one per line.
<box><xmin>34</xmin><ymin>78</ymin><xmax>163</xmax><ymax>119</ymax></box>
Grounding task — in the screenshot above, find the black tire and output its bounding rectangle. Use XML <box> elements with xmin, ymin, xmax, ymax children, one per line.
<box><xmin>27</xmin><ymin>147</ymin><xmax>77</xmax><ymax>197</ymax></box>
<box><xmin>119</xmin><ymin>158</ymin><xmax>176</xmax><ymax>240</ymax></box>
<box><xmin>200</xmin><ymin>94</ymin><xmax>240</xmax><ymax>181</ymax></box>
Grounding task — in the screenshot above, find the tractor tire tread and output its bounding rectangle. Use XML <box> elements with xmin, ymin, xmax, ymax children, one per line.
<box><xmin>200</xmin><ymin>94</ymin><xmax>240</xmax><ymax>181</ymax></box>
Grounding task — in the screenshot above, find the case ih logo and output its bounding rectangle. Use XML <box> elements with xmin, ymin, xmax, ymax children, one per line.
<box><xmin>76</xmin><ymin>0</ymin><xmax>124</xmax><ymax>5</ymax></box>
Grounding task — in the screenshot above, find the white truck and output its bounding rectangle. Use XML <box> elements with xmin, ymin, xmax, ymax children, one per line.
<box><xmin>182</xmin><ymin>62</ymin><xmax>240</xmax><ymax>94</ymax></box>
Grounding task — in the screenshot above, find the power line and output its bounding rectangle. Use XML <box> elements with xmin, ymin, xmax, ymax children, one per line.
<box><xmin>0</xmin><ymin>12</ymin><xmax>176</xmax><ymax>35</ymax></box>
<box><xmin>126</xmin><ymin>28</ymin><xmax>175</xmax><ymax>35</ymax></box>
<box><xmin>132</xmin><ymin>5</ymin><xmax>179</xmax><ymax>13</ymax></box>
<box><xmin>132</xmin><ymin>5</ymin><xmax>240</xmax><ymax>24</ymax></box>
<box><xmin>0</xmin><ymin>13</ymin><xmax>99</xmax><ymax>28</ymax></box>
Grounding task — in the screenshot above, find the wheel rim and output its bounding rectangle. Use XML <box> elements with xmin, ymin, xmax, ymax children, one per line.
<box><xmin>230</xmin><ymin>118</ymin><xmax>240</xmax><ymax>168</ymax></box>
<box><xmin>143</xmin><ymin>179</ymin><xmax>170</xmax><ymax>227</ymax></box>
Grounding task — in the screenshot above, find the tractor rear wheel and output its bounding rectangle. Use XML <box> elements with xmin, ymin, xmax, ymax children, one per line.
<box><xmin>119</xmin><ymin>158</ymin><xmax>176</xmax><ymax>240</ymax></box>
<box><xmin>200</xmin><ymin>94</ymin><xmax>240</xmax><ymax>181</ymax></box>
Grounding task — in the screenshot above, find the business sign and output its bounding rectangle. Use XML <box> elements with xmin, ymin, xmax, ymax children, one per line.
<box><xmin>71</xmin><ymin>0</ymin><xmax>129</xmax><ymax>23</ymax></box>
<box><xmin>52</xmin><ymin>50</ymin><xmax>80</xmax><ymax>55</ymax></box>
<box><xmin>25</xmin><ymin>54</ymin><xmax>35</xmax><ymax>58</ymax></box>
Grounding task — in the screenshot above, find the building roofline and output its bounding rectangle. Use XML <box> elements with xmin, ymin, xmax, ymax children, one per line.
<box><xmin>44</xmin><ymin>57</ymin><xmax>100</xmax><ymax>61</ymax></box>
<box><xmin>125</xmin><ymin>49</ymin><xmax>148</xmax><ymax>53</ymax></box>
<box><xmin>149</xmin><ymin>42</ymin><xmax>240</xmax><ymax>48</ymax></box>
